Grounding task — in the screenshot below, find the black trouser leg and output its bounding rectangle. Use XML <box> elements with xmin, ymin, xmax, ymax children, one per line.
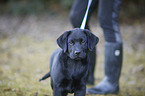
<box><xmin>87</xmin><ymin>0</ymin><xmax>123</xmax><ymax>94</ymax></box>
<box><xmin>69</xmin><ymin>0</ymin><xmax>98</xmax><ymax>29</ymax></box>
<box><xmin>69</xmin><ymin>0</ymin><xmax>98</xmax><ymax>85</ymax></box>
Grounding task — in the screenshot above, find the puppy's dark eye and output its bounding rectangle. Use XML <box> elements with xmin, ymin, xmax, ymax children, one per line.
<box><xmin>69</xmin><ymin>41</ymin><xmax>74</xmax><ymax>45</ymax></box>
<box><xmin>81</xmin><ymin>40</ymin><xmax>86</xmax><ymax>44</ymax></box>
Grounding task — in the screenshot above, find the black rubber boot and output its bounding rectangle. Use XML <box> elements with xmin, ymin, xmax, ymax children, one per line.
<box><xmin>87</xmin><ymin>42</ymin><xmax>123</xmax><ymax>94</ymax></box>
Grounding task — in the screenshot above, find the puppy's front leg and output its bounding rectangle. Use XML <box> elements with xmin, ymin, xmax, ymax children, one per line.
<box><xmin>74</xmin><ymin>86</ymin><xmax>86</xmax><ymax>96</ymax></box>
<box><xmin>53</xmin><ymin>88</ymin><xmax>67</xmax><ymax>96</ymax></box>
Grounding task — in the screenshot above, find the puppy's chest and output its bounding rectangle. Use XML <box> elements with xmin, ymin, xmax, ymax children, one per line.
<box><xmin>61</xmin><ymin>60</ymin><xmax>87</xmax><ymax>80</ymax></box>
<box><xmin>59</xmin><ymin>59</ymin><xmax>88</xmax><ymax>93</ymax></box>
<box><xmin>66</xmin><ymin>60</ymin><xmax>87</xmax><ymax>78</ymax></box>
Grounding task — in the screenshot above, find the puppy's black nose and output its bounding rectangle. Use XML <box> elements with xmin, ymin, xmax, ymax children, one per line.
<box><xmin>75</xmin><ymin>51</ymin><xmax>80</xmax><ymax>55</ymax></box>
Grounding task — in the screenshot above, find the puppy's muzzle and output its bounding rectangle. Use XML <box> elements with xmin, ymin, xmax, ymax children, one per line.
<box><xmin>74</xmin><ymin>50</ymin><xmax>81</xmax><ymax>55</ymax></box>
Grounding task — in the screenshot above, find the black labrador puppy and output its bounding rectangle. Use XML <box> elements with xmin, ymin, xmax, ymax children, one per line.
<box><xmin>40</xmin><ymin>28</ymin><xmax>99</xmax><ymax>96</ymax></box>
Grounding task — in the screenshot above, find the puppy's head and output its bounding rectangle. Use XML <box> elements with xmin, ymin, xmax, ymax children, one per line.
<box><xmin>57</xmin><ymin>28</ymin><xmax>99</xmax><ymax>60</ymax></box>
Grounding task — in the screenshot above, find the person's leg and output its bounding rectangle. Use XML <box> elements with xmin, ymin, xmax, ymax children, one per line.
<box><xmin>69</xmin><ymin>0</ymin><xmax>98</xmax><ymax>84</ymax></box>
<box><xmin>87</xmin><ymin>0</ymin><xmax>123</xmax><ymax>94</ymax></box>
<box><xmin>69</xmin><ymin>0</ymin><xmax>97</xmax><ymax>29</ymax></box>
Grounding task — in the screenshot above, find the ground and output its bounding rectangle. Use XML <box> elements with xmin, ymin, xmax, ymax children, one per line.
<box><xmin>0</xmin><ymin>15</ymin><xmax>145</xmax><ymax>96</ymax></box>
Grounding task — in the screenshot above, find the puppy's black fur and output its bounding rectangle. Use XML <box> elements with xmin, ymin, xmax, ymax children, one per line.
<box><xmin>40</xmin><ymin>28</ymin><xmax>99</xmax><ymax>96</ymax></box>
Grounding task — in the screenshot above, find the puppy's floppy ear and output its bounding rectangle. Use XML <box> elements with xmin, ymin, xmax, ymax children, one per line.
<box><xmin>57</xmin><ymin>31</ymin><xmax>71</xmax><ymax>53</ymax></box>
<box><xmin>84</xmin><ymin>29</ymin><xmax>99</xmax><ymax>51</ymax></box>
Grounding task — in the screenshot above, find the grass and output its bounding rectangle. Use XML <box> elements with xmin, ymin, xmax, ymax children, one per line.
<box><xmin>0</xmin><ymin>34</ymin><xmax>145</xmax><ymax>96</ymax></box>
<box><xmin>0</xmin><ymin>15</ymin><xmax>145</xmax><ymax>96</ymax></box>
<box><xmin>0</xmin><ymin>35</ymin><xmax>55</xmax><ymax>96</ymax></box>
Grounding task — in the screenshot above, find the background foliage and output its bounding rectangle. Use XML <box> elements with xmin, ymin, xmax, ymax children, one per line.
<box><xmin>0</xmin><ymin>0</ymin><xmax>145</xmax><ymax>21</ymax></box>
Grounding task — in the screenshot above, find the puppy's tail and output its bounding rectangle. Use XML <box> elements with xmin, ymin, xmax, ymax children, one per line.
<box><xmin>39</xmin><ymin>72</ymin><xmax>50</xmax><ymax>82</ymax></box>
